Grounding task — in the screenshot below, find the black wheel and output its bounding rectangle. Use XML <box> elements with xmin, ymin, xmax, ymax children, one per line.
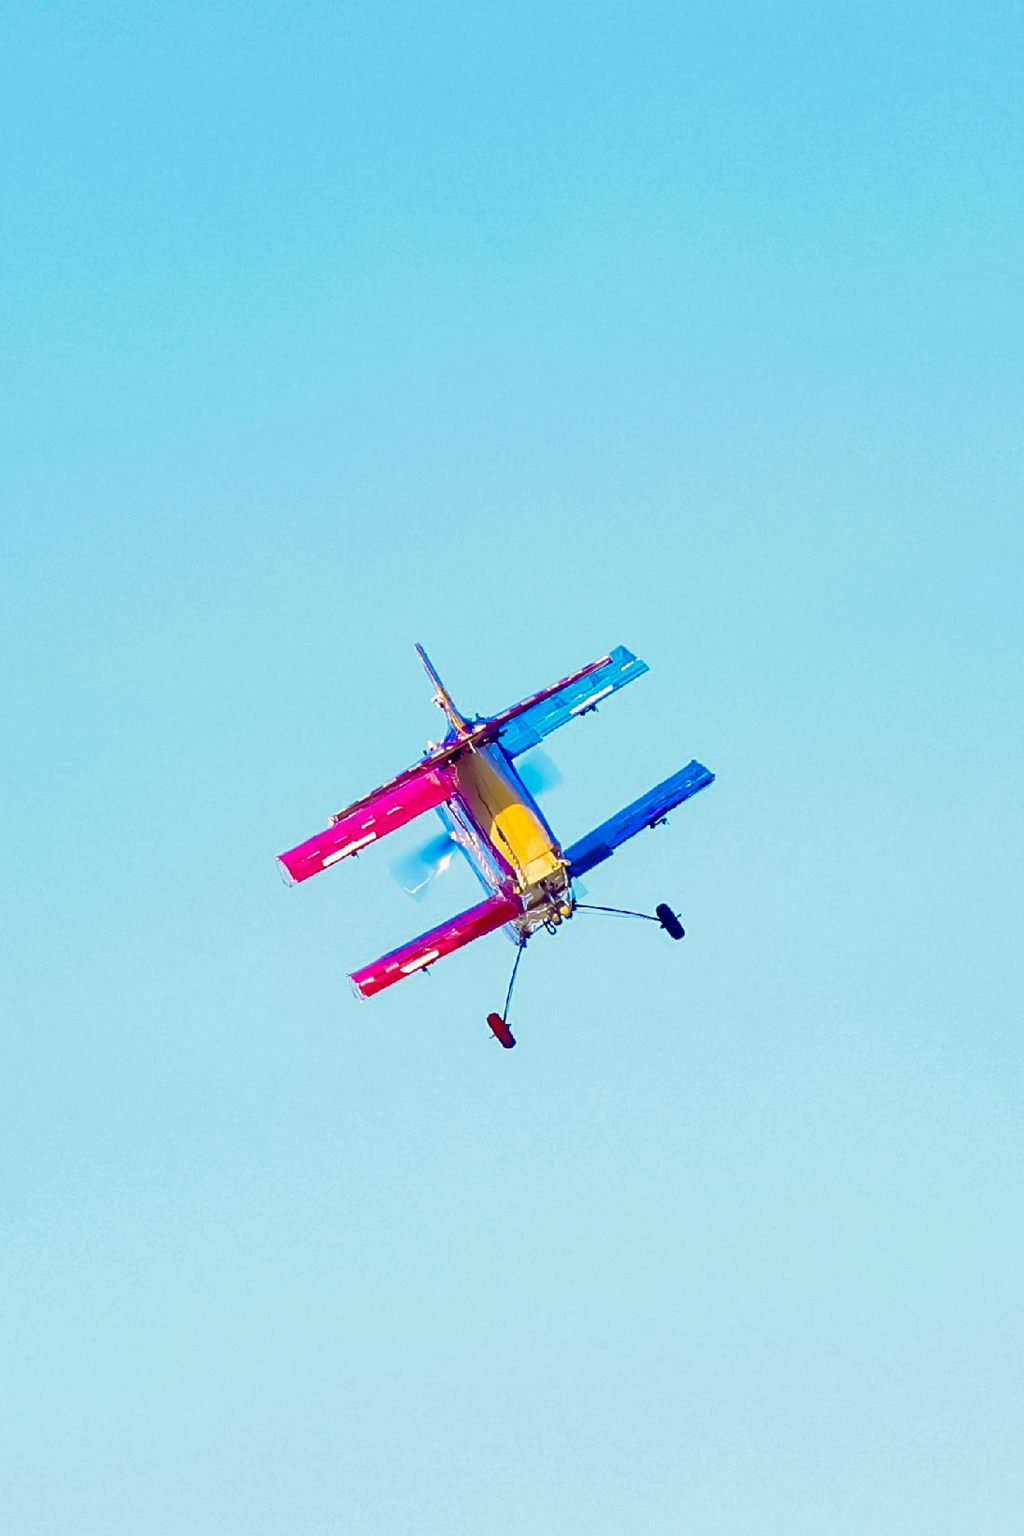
<box><xmin>655</xmin><ymin>903</ymin><xmax>685</xmax><ymax>940</ymax></box>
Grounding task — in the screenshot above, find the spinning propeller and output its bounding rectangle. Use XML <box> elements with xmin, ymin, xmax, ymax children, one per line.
<box><xmin>516</xmin><ymin>750</ymin><xmax>562</xmax><ymax>798</ymax></box>
<box><xmin>390</xmin><ymin>832</ymin><xmax>457</xmax><ymax>898</ymax></box>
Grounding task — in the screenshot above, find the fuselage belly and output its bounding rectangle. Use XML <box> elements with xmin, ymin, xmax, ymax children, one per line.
<box><xmin>440</xmin><ymin>742</ymin><xmax>571</xmax><ymax>938</ymax></box>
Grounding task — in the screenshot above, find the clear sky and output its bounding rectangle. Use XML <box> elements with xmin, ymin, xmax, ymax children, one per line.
<box><xmin>2</xmin><ymin>2</ymin><xmax>1021</xmax><ymax>1532</ymax></box>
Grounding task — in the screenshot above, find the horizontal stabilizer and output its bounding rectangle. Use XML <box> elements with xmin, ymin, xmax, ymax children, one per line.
<box><xmin>498</xmin><ymin>645</ymin><xmax>648</xmax><ymax>756</ymax></box>
<box><xmin>564</xmin><ymin>760</ymin><xmax>715</xmax><ymax>877</ymax></box>
<box><xmin>350</xmin><ymin>890</ymin><xmax>523</xmax><ymax>999</ymax></box>
<box><xmin>278</xmin><ymin>766</ymin><xmax>454</xmax><ymax>884</ymax></box>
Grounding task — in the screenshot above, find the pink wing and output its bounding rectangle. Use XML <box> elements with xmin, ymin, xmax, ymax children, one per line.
<box><xmin>350</xmin><ymin>891</ymin><xmax>522</xmax><ymax>998</ymax></box>
<box><xmin>278</xmin><ymin>764</ymin><xmax>455</xmax><ymax>884</ymax></box>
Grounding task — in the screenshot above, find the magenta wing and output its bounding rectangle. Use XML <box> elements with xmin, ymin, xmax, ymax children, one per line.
<box><xmin>350</xmin><ymin>891</ymin><xmax>523</xmax><ymax>998</ymax></box>
<box><xmin>278</xmin><ymin>764</ymin><xmax>455</xmax><ymax>884</ymax></box>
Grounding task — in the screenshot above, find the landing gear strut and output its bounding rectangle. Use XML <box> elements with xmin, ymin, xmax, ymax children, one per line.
<box><xmin>575</xmin><ymin>901</ymin><xmax>685</xmax><ymax>938</ymax></box>
<box><xmin>487</xmin><ymin>937</ymin><xmax>526</xmax><ymax>1049</ymax></box>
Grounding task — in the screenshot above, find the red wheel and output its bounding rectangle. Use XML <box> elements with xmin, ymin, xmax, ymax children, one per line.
<box><xmin>486</xmin><ymin>1012</ymin><xmax>516</xmax><ymax>1049</ymax></box>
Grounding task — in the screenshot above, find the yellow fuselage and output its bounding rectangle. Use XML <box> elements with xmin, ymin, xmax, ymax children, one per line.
<box><xmin>449</xmin><ymin>744</ymin><xmax>570</xmax><ymax>929</ymax></box>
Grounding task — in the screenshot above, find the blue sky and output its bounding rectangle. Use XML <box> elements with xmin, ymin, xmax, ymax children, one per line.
<box><xmin>2</xmin><ymin>2</ymin><xmax>1022</xmax><ymax>1532</ymax></box>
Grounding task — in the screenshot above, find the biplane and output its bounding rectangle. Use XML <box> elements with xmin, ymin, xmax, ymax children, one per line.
<box><xmin>278</xmin><ymin>645</ymin><xmax>714</xmax><ymax>1047</ymax></box>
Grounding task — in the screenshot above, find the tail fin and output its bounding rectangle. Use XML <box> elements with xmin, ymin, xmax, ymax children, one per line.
<box><xmin>415</xmin><ymin>643</ymin><xmax>468</xmax><ymax>732</ymax></box>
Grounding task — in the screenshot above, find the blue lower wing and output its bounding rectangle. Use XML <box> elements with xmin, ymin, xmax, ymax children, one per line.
<box><xmin>498</xmin><ymin>646</ymin><xmax>648</xmax><ymax>756</ymax></box>
<box><xmin>564</xmin><ymin>760</ymin><xmax>715</xmax><ymax>877</ymax></box>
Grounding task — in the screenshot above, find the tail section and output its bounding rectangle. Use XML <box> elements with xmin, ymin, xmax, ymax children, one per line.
<box><xmin>415</xmin><ymin>643</ymin><xmax>468</xmax><ymax>733</ymax></box>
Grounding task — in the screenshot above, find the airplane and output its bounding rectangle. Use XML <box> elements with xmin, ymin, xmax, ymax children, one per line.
<box><xmin>277</xmin><ymin>644</ymin><xmax>714</xmax><ymax>1048</ymax></box>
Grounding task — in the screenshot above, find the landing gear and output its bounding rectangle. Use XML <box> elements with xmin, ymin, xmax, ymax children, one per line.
<box><xmin>575</xmin><ymin>901</ymin><xmax>686</xmax><ymax>937</ymax></box>
<box><xmin>488</xmin><ymin>937</ymin><xmax>526</xmax><ymax>1049</ymax></box>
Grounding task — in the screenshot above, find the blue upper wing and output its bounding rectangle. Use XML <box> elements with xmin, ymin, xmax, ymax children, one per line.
<box><xmin>563</xmin><ymin>760</ymin><xmax>715</xmax><ymax>877</ymax></box>
<box><xmin>497</xmin><ymin>645</ymin><xmax>648</xmax><ymax>757</ymax></box>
